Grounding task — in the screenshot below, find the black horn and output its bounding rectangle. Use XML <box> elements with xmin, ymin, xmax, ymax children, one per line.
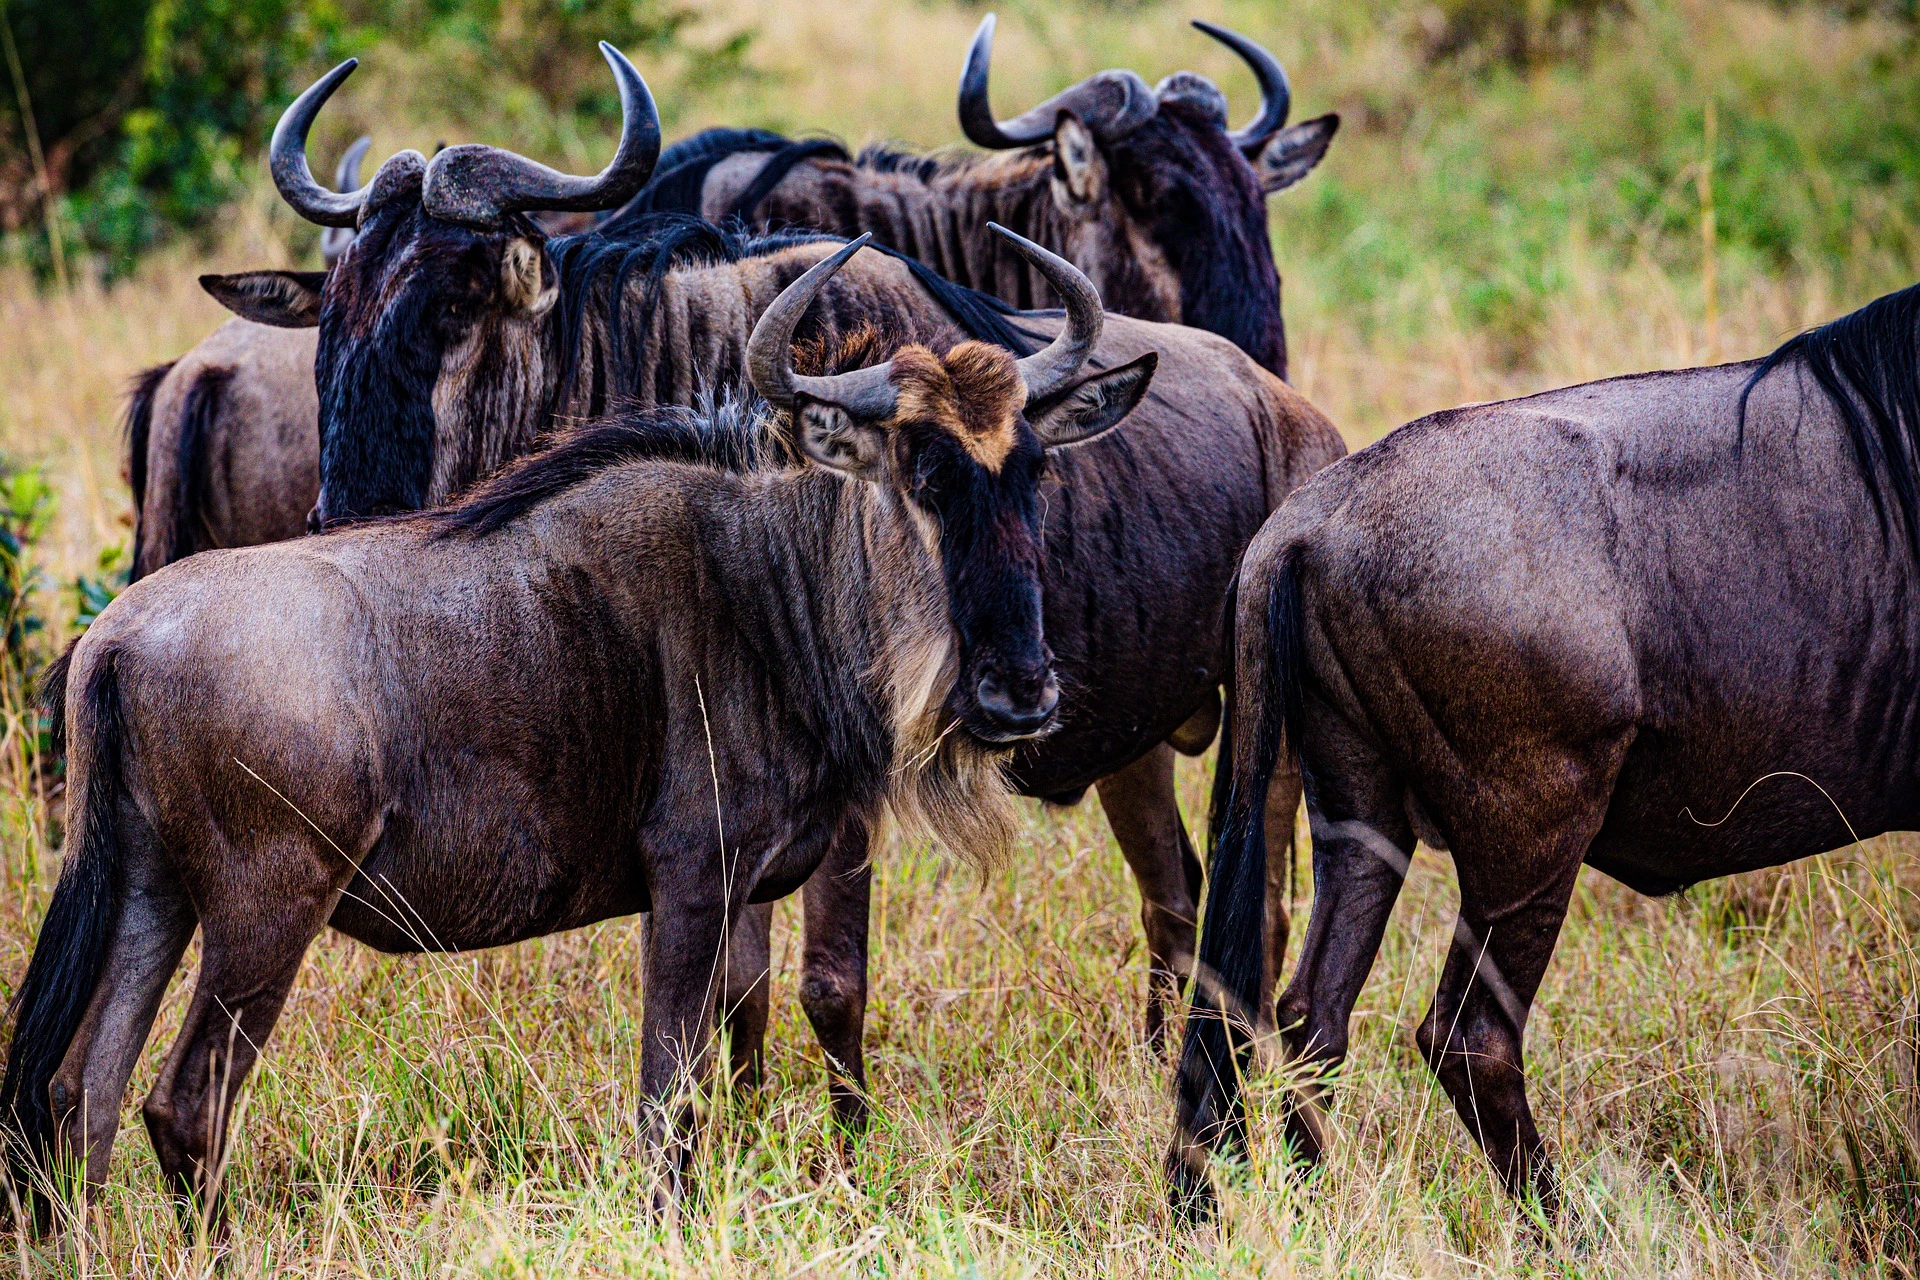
<box><xmin>988</xmin><ymin>223</ymin><xmax>1102</xmax><ymax>401</ymax></box>
<box><xmin>270</xmin><ymin>60</ymin><xmax>366</xmax><ymax>229</ymax></box>
<box><xmin>421</xmin><ymin>42</ymin><xmax>661</xmax><ymax>228</ymax></box>
<box><xmin>746</xmin><ymin>235</ymin><xmax>899</xmax><ymax>419</ymax></box>
<box><xmin>320</xmin><ymin>136</ymin><xmax>374</xmax><ymax>264</ymax></box>
<box><xmin>1191</xmin><ymin>21</ymin><xmax>1291</xmax><ymax>154</ymax></box>
<box><xmin>958</xmin><ymin>13</ymin><xmax>1157</xmax><ymax>150</ymax></box>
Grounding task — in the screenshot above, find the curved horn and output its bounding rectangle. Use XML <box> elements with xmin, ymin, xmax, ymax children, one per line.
<box><xmin>320</xmin><ymin>136</ymin><xmax>374</xmax><ymax>264</ymax></box>
<box><xmin>988</xmin><ymin>223</ymin><xmax>1102</xmax><ymax>401</ymax></box>
<box><xmin>270</xmin><ymin>60</ymin><xmax>366</xmax><ymax>229</ymax></box>
<box><xmin>747</xmin><ymin>235</ymin><xmax>898</xmax><ymax>418</ymax></box>
<box><xmin>1191</xmin><ymin>21</ymin><xmax>1291</xmax><ymax>153</ymax></box>
<box><xmin>958</xmin><ymin>14</ymin><xmax>1156</xmax><ymax>149</ymax></box>
<box><xmin>421</xmin><ymin>42</ymin><xmax>661</xmax><ymax>227</ymax></box>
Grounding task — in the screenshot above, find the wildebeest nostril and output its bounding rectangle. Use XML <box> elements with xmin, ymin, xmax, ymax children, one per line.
<box><xmin>976</xmin><ymin>669</ymin><xmax>1060</xmax><ymax>735</ymax></box>
<box><xmin>305</xmin><ymin>505</ymin><xmax>324</xmax><ymax>535</ymax></box>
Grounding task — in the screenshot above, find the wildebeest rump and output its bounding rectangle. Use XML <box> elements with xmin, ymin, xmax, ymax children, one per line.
<box><xmin>0</xmin><ymin>235</ymin><xmax>1160</xmax><ymax>1224</ymax></box>
<box><xmin>125</xmin><ymin>138</ymin><xmax>369</xmax><ymax>581</ymax></box>
<box><xmin>643</xmin><ymin>15</ymin><xmax>1337</xmax><ymax>379</ymax></box>
<box><xmin>245</xmin><ymin>49</ymin><xmax>1345</xmax><ymax>1069</ymax></box>
<box><xmin>1168</xmin><ymin>281</ymin><xmax>1920</xmax><ymax>1219</ymax></box>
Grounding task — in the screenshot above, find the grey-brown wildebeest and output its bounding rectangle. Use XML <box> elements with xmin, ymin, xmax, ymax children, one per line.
<box><xmin>0</xmin><ymin>234</ymin><xmax>1163</xmax><ymax>1226</ymax></box>
<box><xmin>1167</xmin><ymin>280</ymin><xmax>1920</xmax><ymax>1222</ymax></box>
<box><xmin>124</xmin><ymin>137</ymin><xmax>370</xmax><ymax>581</ymax></box>
<box><xmin>223</xmin><ymin>48</ymin><xmax>1344</xmax><ymax>1084</ymax></box>
<box><xmin>639</xmin><ymin>14</ymin><xmax>1335</xmax><ymax>379</ymax></box>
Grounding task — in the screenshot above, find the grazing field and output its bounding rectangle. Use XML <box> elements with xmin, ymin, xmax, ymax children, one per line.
<box><xmin>1</xmin><ymin>0</ymin><xmax>1918</xmax><ymax>1275</ymax></box>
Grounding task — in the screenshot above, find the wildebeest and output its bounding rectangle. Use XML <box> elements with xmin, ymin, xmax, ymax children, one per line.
<box><xmin>232</xmin><ymin>48</ymin><xmax>1344</xmax><ymax>1074</ymax></box>
<box><xmin>642</xmin><ymin>15</ymin><xmax>1336</xmax><ymax>379</ymax></box>
<box><xmin>0</xmin><ymin>232</ymin><xmax>1163</xmax><ymax>1224</ymax></box>
<box><xmin>1168</xmin><ymin>281</ymin><xmax>1920</xmax><ymax>1219</ymax></box>
<box><xmin>125</xmin><ymin>137</ymin><xmax>369</xmax><ymax>580</ymax></box>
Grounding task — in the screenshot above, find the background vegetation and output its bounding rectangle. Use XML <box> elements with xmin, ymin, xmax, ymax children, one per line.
<box><xmin>0</xmin><ymin>0</ymin><xmax>1917</xmax><ymax>1274</ymax></box>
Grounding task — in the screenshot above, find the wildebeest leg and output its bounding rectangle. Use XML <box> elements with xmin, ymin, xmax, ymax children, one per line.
<box><xmin>1273</xmin><ymin>728</ymin><xmax>1413</xmax><ymax>1165</ymax></box>
<box><xmin>799</xmin><ymin>814</ymin><xmax>872</xmax><ymax>1135</ymax></box>
<box><xmin>47</xmin><ymin>818</ymin><xmax>196</xmax><ymax>1196</ymax></box>
<box><xmin>638</xmin><ymin>892</ymin><xmax>731</xmax><ymax>1208</ymax></box>
<box><xmin>1261</xmin><ymin>752</ymin><xmax>1304</xmax><ymax>1032</ymax></box>
<box><xmin>718</xmin><ymin>902</ymin><xmax>774</xmax><ymax>1090</ymax></box>
<box><xmin>142</xmin><ymin>860</ymin><xmax>337</xmax><ymax>1236</ymax></box>
<box><xmin>1416</xmin><ymin>867</ymin><xmax>1580</xmax><ymax>1210</ymax></box>
<box><xmin>1097</xmin><ymin>744</ymin><xmax>1200</xmax><ymax>1050</ymax></box>
<box><xmin>1414</xmin><ymin>745</ymin><xmax>1620</xmax><ymax>1211</ymax></box>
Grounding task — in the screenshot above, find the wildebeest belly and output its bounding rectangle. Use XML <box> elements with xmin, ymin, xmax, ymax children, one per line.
<box><xmin>329</xmin><ymin>808</ymin><xmax>650</xmax><ymax>954</ymax></box>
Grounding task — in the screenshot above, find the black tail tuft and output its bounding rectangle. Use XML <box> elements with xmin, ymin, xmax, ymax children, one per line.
<box><xmin>123</xmin><ymin>363</ymin><xmax>173</xmax><ymax>581</ymax></box>
<box><xmin>1168</xmin><ymin>547</ymin><xmax>1303</xmax><ymax>1220</ymax></box>
<box><xmin>1</xmin><ymin>655</ymin><xmax>126</xmax><ymax>1194</ymax></box>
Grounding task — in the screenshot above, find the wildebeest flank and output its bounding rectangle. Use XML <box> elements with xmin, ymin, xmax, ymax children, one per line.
<box><xmin>1168</xmin><ymin>281</ymin><xmax>1920</xmax><ymax>1220</ymax></box>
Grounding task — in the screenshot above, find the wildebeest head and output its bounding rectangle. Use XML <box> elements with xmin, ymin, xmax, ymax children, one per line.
<box><xmin>749</xmin><ymin>227</ymin><xmax>1156</xmax><ymax>744</ymax></box>
<box><xmin>212</xmin><ymin>44</ymin><xmax>661</xmax><ymax>527</ymax></box>
<box><xmin>958</xmin><ymin>15</ymin><xmax>1335</xmax><ymax>375</ymax></box>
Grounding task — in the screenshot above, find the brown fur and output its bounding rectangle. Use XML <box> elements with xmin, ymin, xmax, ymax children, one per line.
<box><xmin>888</xmin><ymin>343</ymin><xmax>1026</xmax><ymax>472</ymax></box>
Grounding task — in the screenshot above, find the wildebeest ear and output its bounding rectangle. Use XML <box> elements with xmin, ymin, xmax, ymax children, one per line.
<box><xmin>499</xmin><ymin>238</ymin><xmax>557</xmax><ymax>319</ymax></box>
<box><xmin>198</xmin><ymin>271</ymin><xmax>327</xmax><ymax>328</ymax></box>
<box><xmin>1028</xmin><ymin>351</ymin><xmax>1157</xmax><ymax>450</ymax></box>
<box><xmin>1049</xmin><ymin>111</ymin><xmax>1108</xmax><ymax>210</ymax></box>
<box><xmin>1255</xmin><ymin>114</ymin><xmax>1339</xmax><ymax>196</ymax></box>
<box><xmin>793</xmin><ymin>399</ymin><xmax>889</xmax><ymax>480</ymax></box>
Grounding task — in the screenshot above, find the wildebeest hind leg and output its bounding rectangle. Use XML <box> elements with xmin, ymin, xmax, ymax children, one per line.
<box><xmin>1097</xmin><ymin>744</ymin><xmax>1200</xmax><ymax>1052</ymax></box>
<box><xmin>1415</xmin><ymin>753</ymin><xmax>1618</xmax><ymax>1213</ymax></box>
<box><xmin>47</xmin><ymin>816</ymin><xmax>195</xmax><ymax>1195</ymax></box>
<box><xmin>799</xmin><ymin>815</ymin><xmax>872</xmax><ymax>1137</ymax></box>
<box><xmin>142</xmin><ymin>848</ymin><xmax>339</xmax><ymax>1236</ymax></box>
<box><xmin>1274</xmin><ymin>723</ymin><xmax>1413</xmax><ymax>1165</ymax></box>
<box><xmin>1261</xmin><ymin>752</ymin><xmax>1304</xmax><ymax>1035</ymax></box>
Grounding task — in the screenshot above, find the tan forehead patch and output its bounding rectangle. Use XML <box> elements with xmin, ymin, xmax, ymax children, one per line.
<box><xmin>888</xmin><ymin>342</ymin><xmax>1028</xmax><ymax>471</ymax></box>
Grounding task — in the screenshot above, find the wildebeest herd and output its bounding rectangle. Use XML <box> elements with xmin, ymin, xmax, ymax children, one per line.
<box><xmin>2</xmin><ymin>13</ymin><xmax>1915</xmax><ymax>1238</ymax></box>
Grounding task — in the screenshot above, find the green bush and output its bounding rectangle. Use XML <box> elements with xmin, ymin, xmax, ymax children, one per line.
<box><xmin>0</xmin><ymin>0</ymin><xmax>748</xmax><ymax>279</ymax></box>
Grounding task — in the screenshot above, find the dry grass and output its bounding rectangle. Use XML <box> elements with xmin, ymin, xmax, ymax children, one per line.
<box><xmin>0</xmin><ymin>0</ymin><xmax>1918</xmax><ymax>1274</ymax></box>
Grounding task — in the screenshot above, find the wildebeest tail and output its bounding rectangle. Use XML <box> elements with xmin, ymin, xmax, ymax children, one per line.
<box><xmin>164</xmin><ymin>367</ymin><xmax>231</xmax><ymax>573</ymax></box>
<box><xmin>1167</xmin><ymin>547</ymin><xmax>1303</xmax><ymax>1220</ymax></box>
<box><xmin>1</xmin><ymin>654</ymin><xmax>126</xmax><ymax>1188</ymax></box>
<box><xmin>122</xmin><ymin>363</ymin><xmax>173</xmax><ymax>580</ymax></box>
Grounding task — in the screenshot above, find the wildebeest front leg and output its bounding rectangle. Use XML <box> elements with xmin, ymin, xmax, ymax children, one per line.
<box><xmin>718</xmin><ymin>902</ymin><xmax>774</xmax><ymax>1090</ymax></box>
<box><xmin>799</xmin><ymin>814</ymin><xmax>873</xmax><ymax>1136</ymax></box>
<box><xmin>638</xmin><ymin>893</ymin><xmax>731</xmax><ymax>1207</ymax></box>
<box><xmin>1097</xmin><ymin>744</ymin><xmax>1201</xmax><ymax>1051</ymax></box>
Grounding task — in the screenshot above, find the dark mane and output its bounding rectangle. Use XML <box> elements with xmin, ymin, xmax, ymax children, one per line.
<box><xmin>545</xmin><ymin>212</ymin><xmax>839</xmax><ymax>417</ymax></box>
<box><xmin>622</xmin><ymin>127</ymin><xmax>793</xmax><ymax>216</ymax></box>
<box><xmin>427</xmin><ymin>391</ymin><xmax>779</xmax><ymax>540</ymax></box>
<box><xmin>1741</xmin><ymin>281</ymin><xmax>1920</xmax><ymax>558</ymax></box>
<box><xmin>545</xmin><ymin>212</ymin><xmax>1036</xmax><ymax>407</ymax></box>
<box><xmin>854</xmin><ymin>142</ymin><xmax>980</xmax><ymax>183</ymax></box>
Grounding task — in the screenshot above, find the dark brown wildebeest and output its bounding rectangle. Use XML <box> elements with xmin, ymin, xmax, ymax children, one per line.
<box><xmin>125</xmin><ymin>137</ymin><xmax>369</xmax><ymax>581</ymax></box>
<box><xmin>0</xmin><ymin>233</ymin><xmax>1159</xmax><ymax>1225</ymax></box>
<box><xmin>229</xmin><ymin>49</ymin><xmax>1343</xmax><ymax>1077</ymax></box>
<box><xmin>1168</xmin><ymin>281</ymin><xmax>1920</xmax><ymax>1221</ymax></box>
<box><xmin>640</xmin><ymin>15</ymin><xmax>1335</xmax><ymax>379</ymax></box>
